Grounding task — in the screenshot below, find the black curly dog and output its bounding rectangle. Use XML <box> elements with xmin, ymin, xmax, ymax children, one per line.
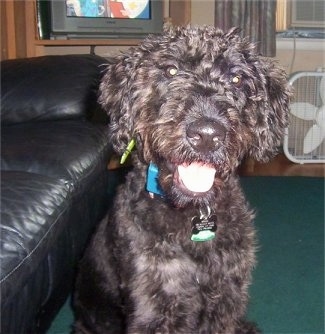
<box><xmin>73</xmin><ymin>26</ymin><xmax>290</xmax><ymax>333</ymax></box>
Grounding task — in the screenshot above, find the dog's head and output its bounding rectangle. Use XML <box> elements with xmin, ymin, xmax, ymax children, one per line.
<box><xmin>99</xmin><ymin>26</ymin><xmax>290</xmax><ymax>207</ymax></box>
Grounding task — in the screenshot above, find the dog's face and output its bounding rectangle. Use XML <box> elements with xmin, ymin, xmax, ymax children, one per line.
<box><xmin>100</xmin><ymin>26</ymin><xmax>290</xmax><ymax>207</ymax></box>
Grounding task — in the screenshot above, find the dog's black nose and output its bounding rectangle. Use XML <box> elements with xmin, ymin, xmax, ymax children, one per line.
<box><xmin>186</xmin><ymin>119</ymin><xmax>226</xmax><ymax>152</ymax></box>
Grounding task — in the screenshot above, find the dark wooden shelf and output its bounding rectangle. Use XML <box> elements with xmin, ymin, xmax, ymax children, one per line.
<box><xmin>34</xmin><ymin>39</ymin><xmax>142</xmax><ymax>46</ymax></box>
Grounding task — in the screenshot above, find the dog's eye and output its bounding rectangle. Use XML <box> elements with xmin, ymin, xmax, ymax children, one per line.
<box><xmin>166</xmin><ymin>66</ymin><xmax>178</xmax><ymax>77</ymax></box>
<box><xmin>231</xmin><ymin>75</ymin><xmax>242</xmax><ymax>86</ymax></box>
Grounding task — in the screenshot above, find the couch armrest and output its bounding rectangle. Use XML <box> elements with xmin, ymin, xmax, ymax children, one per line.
<box><xmin>1</xmin><ymin>54</ymin><xmax>107</xmax><ymax>125</ymax></box>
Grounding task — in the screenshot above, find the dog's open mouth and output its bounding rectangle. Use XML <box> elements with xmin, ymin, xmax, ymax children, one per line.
<box><xmin>175</xmin><ymin>162</ymin><xmax>216</xmax><ymax>193</ymax></box>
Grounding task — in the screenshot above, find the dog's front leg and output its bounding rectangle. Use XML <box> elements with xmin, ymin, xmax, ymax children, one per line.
<box><xmin>73</xmin><ymin>217</ymin><xmax>125</xmax><ymax>334</ymax></box>
<box><xmin>122</xmin><ymin>250</ymin><xmax>221</xmax><ymax>334</ymax></box>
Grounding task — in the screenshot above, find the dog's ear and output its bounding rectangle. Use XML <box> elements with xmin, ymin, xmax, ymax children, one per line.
<box><xmin>98</xmin><ymin>55</ymin><xmax>138</xmax><ymax>155</ymax></box>
<box><xmin>248</xmin><ymin>58</ymin><xmax>291</xmax><ymax>162</ymax></box>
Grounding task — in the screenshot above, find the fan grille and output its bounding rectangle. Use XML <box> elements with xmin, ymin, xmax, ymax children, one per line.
<box><xmin>284</xmin><ymin>71</ymin><xmax>325</xmax><ymax>163</ymax></box>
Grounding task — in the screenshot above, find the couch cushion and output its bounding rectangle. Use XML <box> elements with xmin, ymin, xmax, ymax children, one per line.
<box><xmin>1</xmin><ymin>55</ymin><xmax>107</xmax><ymax>124</ymax></box>
<box><xmin>1</xmin><ymin>121</ymin><xmax>112</xmax><ymax>191</ymax></box>
<box><xmin>0</xmin><ymin>171</ymin><xmax>71</xmax><ymax>304</ymax></box>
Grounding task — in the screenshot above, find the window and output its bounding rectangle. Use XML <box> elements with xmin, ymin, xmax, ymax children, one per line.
<box><xmin>276</xmin><ymin>0</ymin><xmax>325</xmax><ymax>31</ymax></box>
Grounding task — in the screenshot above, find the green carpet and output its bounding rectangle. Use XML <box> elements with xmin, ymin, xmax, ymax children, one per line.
<box><xmin>48</xmin><ymin>176</ymin><xmax>324</xmax><ymax>334</ymax></box>
<box><xmin>242</xmin><ymin>177</ymin><xmax>324</xmax><ymax>334</ymax></box>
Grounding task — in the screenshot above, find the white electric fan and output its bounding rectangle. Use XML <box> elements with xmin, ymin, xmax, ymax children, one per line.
<box><xmin>283</xmin><ymin>71</ymin><xmax>325</xmax><ymax>163</ymax></box>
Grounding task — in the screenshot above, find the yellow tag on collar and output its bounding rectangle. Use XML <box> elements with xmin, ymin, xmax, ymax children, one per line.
<box><xmin>120</xmin><ymin>139</ymin><xmax>136</xmax><ymax>164</ymax></box>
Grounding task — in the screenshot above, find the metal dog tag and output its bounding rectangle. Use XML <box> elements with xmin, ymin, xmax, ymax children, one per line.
<box><xmin>191</xmin><ymin>206</ymin><xmax>217</xmax><ymax>242</ymax></box>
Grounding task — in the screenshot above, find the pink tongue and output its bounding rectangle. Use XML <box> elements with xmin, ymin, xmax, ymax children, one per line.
<box><xmin>177</xmin><ymin>163</ymin><xmax>216</xmax><ymax>193</ymax></box>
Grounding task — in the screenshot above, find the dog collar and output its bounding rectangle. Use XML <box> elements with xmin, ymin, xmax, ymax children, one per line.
<box><xmin>146</xmin><ymin>162</ymin><xmax>164</xmax><ymax>197</ymax></box>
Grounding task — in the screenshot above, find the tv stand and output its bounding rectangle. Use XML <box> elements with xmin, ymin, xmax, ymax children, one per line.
<box><xmin>1</xmin><ymin>0</ymin><xmax>191</xmax><ymax>60</ymax></box>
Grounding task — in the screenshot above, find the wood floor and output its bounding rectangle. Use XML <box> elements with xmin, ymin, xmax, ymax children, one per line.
<box><xmin>239</xmin><ymin>153</ymin><xmax>325</xmax><ymax>177</ymax></box>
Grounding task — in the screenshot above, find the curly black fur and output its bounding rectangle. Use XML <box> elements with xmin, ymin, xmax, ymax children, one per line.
<box><xmin>73</xmin><ymin>26</ymin><xmax>291</xmax><ymax>334</ymax></box>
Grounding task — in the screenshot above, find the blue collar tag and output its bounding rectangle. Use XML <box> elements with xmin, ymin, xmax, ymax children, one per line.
<box><xmin>146</xmin><ymin>163</ymin><xmax>164</xmax><ymax>197</ymax></box>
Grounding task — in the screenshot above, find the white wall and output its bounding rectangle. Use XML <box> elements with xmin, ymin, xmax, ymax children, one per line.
<box><xmin>191</xmin><ymin>1</ymin><xmax>214</xmax><ymax>26</ymax></box>
<box><xmin>276</xmin><ymin>39</ymin><xmax>325</xmax><ymax>74</ymax></box>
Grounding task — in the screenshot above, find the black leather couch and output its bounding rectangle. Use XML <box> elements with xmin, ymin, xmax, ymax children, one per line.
<box><xmin>1</xmin><ymin>55</ymin><xmax>115</xmax><ymax>333</ymax></box>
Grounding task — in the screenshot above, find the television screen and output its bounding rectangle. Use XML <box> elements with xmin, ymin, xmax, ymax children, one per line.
<box><xmin>43</xmin><ymin>0</ymin><xmax>163</xmax><ymax>39</ymax></box>
<box><xmin>66</xmin><ymin>0</ymin><xmax>151</xmax><ymax>19</ymax></box>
